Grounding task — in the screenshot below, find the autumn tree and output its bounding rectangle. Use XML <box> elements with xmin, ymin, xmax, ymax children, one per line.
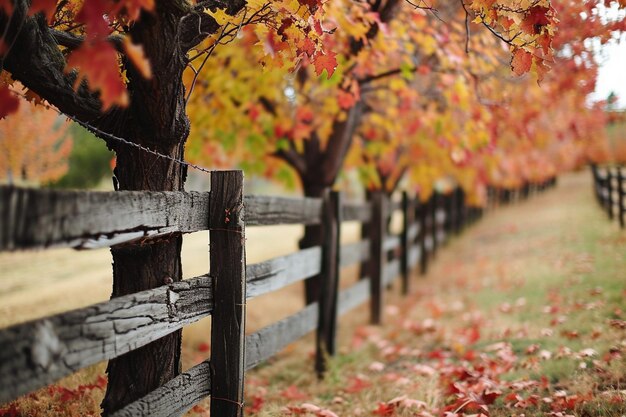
<box><xmin>0</xmin><ymin>0</ymin><xmax>329</xmax><ymax>413</ymax></box>
<box><xmin>0</xmin><ymin>94</ymin><xmax>72</xmax><ymax>185</ymax></box>
<box><xmin>188</xmin><ymin>0</ymin><xmax>562</xmax><ymax>304</ymax></box>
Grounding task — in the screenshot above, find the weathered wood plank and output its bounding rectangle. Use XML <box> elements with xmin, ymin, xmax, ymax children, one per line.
<box><xmin>607</xmin><ymin>169</ymin><xmax>615</xmax><ymax>220</ymax></box>
<box><xmin>0</xmin><ymin>186</ymin><xmax>211</xmax><ymax>251</ymax></box>
<box><xmin>369</xmin><ymin>193</ymin><xmax>386</xmax><ymax>324</ymax></box>
<box><xmin>342</xmin><ymin>202</ymin><xmax>372</xmax><ymax>222</ymax></box>
<box><xmin>389</xmin><ymin>200</ymin><xmax>402</xmax><ymax>213</ymax></box>
<box><xmin>383</xmin><ymin>259</ymin><xmax>401</xmax><ymax>287</ymax></box>
<box><xmin>246</xmin><ymin>247</ymin><xmax>322</xmax><ymax>299</ymax></box>
<box><xmin>339</xmin><ymin>240</ymin><xmax>370</xmax><ymax>268</ymax></box>
<box><xmin>431</xmin><ymin>194</ymin><xmax>440</xmax><ymax>256</ymax></box>
<box><xmin>245</xmin><ymin>303</ymin><xmax>319</xmax><ymax>371</ymax></box>
<box><xmin>408</xmin><ymin>246</ymin><xmax>421</xmax><ymax>269</ymax></box>
<box><xmin>0</xmin><ymin>276</ymin><xmax>213</xmax><ymax>405</ymax></box>
<box><xmin>401</xmin><ymin>192</ymin><xmax>415</xmax><ymax>295</ymax></box>
<box><xmin>383</xmin><ymin>235</ymin><xmax>401</xmax><ymax>253</ymax></box>
<box><xmin>109</xmin><ymin>360</ymin><xmax>211</xmax><ymax>417</ymax></box>
<box><xmin>418</xmin><ymin>201</ymin><xmax>429</xmax><ymax>275</ymax></box>
<box><xmin>618</xmin><ymin>168</ymin><xmax>625</xmax><ymax>228</ymax></box>
<box><xmin>407</xmin><ymin>223</ymin><xmax>419</xmax><ymax>243</ymax></box>
<box><xmin>244</xmin><ymin>195</ymin><xmax>322</xmax><ymax>226</ymax></box>
<box><xmin>337</xmin><ymin>278</ymin><xmax>371</xmax><ymax>316</ymax></box>
<box><xmin>316</xmin><ymin>190</ymin><xmax>341</xmax><ymax>375</ymax></box>
<box><xmin>210</xmin><ymin>171</ymin><xmax>247</xmax><ymax>417</ymax></box>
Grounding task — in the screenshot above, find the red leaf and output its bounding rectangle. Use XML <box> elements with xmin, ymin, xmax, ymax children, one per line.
<box><xmin>281</xmin><ymin>385</ymin><xmax>308</xmax><ymax>400</ymax></box>
<box><xmin>0</xmin><ymin>403</ymin><xmax>20</xmax><ymax>417</ymax></box>
<box><xmin>511</xmin><ymin>48</ymin><xmax>533</xmax><ymax>76</ymax></box>
<box><xmin>77</xmin><ymin>2</ymin><xmax>110</xmax><ymax>37</ymax></box>
<box><xmin>247</xmin><ymin>394</ymin><xmax>264</xmax><ymax>413</ymax></box>
<box><xmin>28</xmin><ymin>0</ymin><xmax>56</xmax><ymax>22</ymax></box>
<box><xmin>113</xmin><ymin>0</ymin><xmax>155</xmax><ymax>21</ymax></box>
<box><xmin>520</xmin><ymin>6</ymin><xmax>551</xmax><ymax>35</ymax></box>
<box><xmin>313</xmin><ymin>51</ymin><xmax>337</xmax><ymax>79</ymax></box>
<box><xmin>300</xmin><ymin>37</ymin><xmax>316</xmax><ymax>57</ymax></box>
<box><xmin>373</xmin><ymin>402</ymin><xmax>395</xmax><ymax>416</ymax></box>
<box><xmin>0</xmin><ymin>85</ymin><xmax>19</xmax><ymax>119</ymax></box>
<box><xmin>66</xmin><ymin>41</ymin><xmax>129</xmax><ymax>109</ymax></box>
<box><xmin>345</xmin><ymin>376</ymin><xmax>371</xmax><ymax>393</ymax></box>
<box><xmin>337</xmin><ymin>90</ymin><xmax>356</xmax><ymax>110</ymax></box>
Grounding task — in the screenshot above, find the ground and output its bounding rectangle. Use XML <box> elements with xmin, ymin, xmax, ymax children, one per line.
<box><xmin>0</xmin><ymin>170</ymin><xmax>624</xmax><ymax>416</ymax></box>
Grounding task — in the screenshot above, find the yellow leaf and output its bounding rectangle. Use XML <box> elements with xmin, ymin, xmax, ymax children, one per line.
<box><xmin>123</xmin><ymin>37</ymin><xmax>152</xmax><ymax>79</ymax></box>
<box><xmin>204</xmin><ymin>7</ymin><xmax>233</xmax><ymax>26</ymax></box>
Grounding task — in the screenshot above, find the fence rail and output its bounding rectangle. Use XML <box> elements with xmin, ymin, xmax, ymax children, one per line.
<box><xmin>0</xmin><ymin>173</ymin><xmax>556</xmax><ymax>415</ymax></box>
<box><xmin>591</xmin><ymin>164</ymin><xmax>625</xmax><ymax>228</ymax></box>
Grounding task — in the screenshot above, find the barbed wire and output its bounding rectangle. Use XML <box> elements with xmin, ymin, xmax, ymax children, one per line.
<box><xmin>11</xmin><ymin>90</ymin><xmax>214</xmax><ymax>175</ymax></box>
<box><xmin>64</xmin><ymin>113</ymin><xmax>214</xmax><ymax>174</ymax></box>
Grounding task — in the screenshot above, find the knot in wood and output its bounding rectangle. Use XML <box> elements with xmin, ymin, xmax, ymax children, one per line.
<box><xmin>31</xmin><ymin>320</ymin><xmax>63</xmax><ymax>370</ymax></box>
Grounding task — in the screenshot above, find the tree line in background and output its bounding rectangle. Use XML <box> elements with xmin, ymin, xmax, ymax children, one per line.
<box><xmin>1</xmin><ymin>0</ymin><xmax>626</xmax><ymax>414</ymax></box>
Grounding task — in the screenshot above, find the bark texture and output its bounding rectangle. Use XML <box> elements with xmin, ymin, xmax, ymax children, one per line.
<box><xmin>0</xmin><ymin>0</ymin><xmax>244</xmax><ymax>413</ymax></box>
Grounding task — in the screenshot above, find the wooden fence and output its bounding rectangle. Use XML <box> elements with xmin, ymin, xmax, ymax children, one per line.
<box><xmin>591</xmin><ymin>164</ymin><xmax>626</xmax><ymax>229</ymax></box>
<box><xmin>0</xmin><ymin>171</ymin><xmax>556</xmax><ymax>416</ymax></box>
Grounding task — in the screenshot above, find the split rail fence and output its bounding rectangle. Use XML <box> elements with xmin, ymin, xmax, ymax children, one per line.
<box><xmin>591</xmin><ymin>164</ymin><xmax>626</xmax><ymax>228</ymax></box>
<box><xmin>0</xmin><ymin>171</ymin><xmax>555</xmax><ymax>416</ymax></box>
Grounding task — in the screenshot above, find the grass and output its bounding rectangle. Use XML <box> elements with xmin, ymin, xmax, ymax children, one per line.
<box><xmin>226</xmin><ymin>171</ymin><xmax>626</xmax><ymax>417</ymax></box>
<box><xmin>1</xmin><ymin>170</ymin><xmax>625</xmax><ymax>416</ymax></box>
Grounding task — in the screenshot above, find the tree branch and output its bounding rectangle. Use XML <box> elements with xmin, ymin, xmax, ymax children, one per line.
<box><xmin>275</xmin><ymin>147</ymin><xmax>306</xmax><ymax>178</ymax></box>
<box><xmin>1</xmin><ymin>2</ymin><xmax>105</xmax><ymax>124</ymax></box>
<box><xmin>50</xmin><ymin>29</ymin><xmax>124</xmax><ymax>52</ymax></box>
<box><xmin>320</xmin><ymin>100</ymin><xmax>366</xmax><ymax>185</ymax></box>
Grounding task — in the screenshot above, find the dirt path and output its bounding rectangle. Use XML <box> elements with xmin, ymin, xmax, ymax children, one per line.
<box><xmin>2</xmin><ymin>170</ymin><xmax>624</xmax><ymax>417</ymax></box>
<box><xmin>236</xmin><ymin>170</ymin><xmax>626</xmax><ymax>417</ymax></box>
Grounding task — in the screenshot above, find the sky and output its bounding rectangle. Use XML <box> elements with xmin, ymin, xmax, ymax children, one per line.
<box><xmin>590</xmin><ymin>40</ymin><xmax>626</xmax><ymax>109</ymax></box>
<box><xmin>589</xmin><ymin>3</ymin><xmax>626</xmax><ymax>109</ymax></box>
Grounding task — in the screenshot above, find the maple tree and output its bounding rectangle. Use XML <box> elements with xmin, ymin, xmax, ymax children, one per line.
<box><xmin>0</xmin><ymin>94</ymin><xmax>72</xmax><ymax>185</ymax></box>
<box><xmin>0</xmin><ymin>0</ymin><xmax>624</xmax><ymax>414</ymax></box>
<box><xmin>186</xmin><ymin>0</ymin><xmax>564</xmax><ymax>303</ymax></box>
<box><xmin>348</xmin><ymin>0</ymin><xmax>626</xmax><ymax>205</ymax></box>
<box><xmin>0</xmin><ymin>0</ymin><xmax>328</xmax><ymax>414</ymax></box>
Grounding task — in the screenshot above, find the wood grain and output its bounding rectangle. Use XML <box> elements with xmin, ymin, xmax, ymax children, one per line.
<box><xmin>209</xmin><ymin>171</ymin><xmax>246</xmax><ymax>417</ymax></box>
<box><xmin>0</xmin><ymin>186</ymin><xmax>210</xmax><ymax>251</ymax></box>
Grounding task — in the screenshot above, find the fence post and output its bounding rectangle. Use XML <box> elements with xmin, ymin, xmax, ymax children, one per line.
<box><xmin>456</xmin><ymin>187</ymin><xmax>465</xmax><ymax>232</ymax></box>
<box><xmin>316</xmin><ymin>190</ymin><xmax>341</xmax><ymax>376</ymax></box>
<box><xmin>369</xmin><ymin>192</ymin><xmax>386</xmax><ymax>324</ymax></box>
<box><xmin>591</xmin><ymin>165</ymin><xmax>600</xmax><ymax>204</ymax></box>
<box><xmin>400</xmin><ymin>191</ymin><xmax>414</xmax><ymax>295</ymax></box>
<box><xmin>418</xmin><ymin>199</ymin><xmax>429</xmax><ymax>275</ymax></box>
<box><xmin>210</xmin><ymin>170</ymin><xmax>246</xmax><ymax>417</ymax></box>
<box><xmin>618</xmin><ymin>167</ymin><xmax>625</xmax><ymax>229</ymax></box>
<box><xmin>430</xmin><ymin>193</ymin><xmax>439</xmax><ymax>257</ymax></box>
<box><xmin>606</xmin><ymin>167</ymin><xmax>613</xmax><ymax>220</ymax></box>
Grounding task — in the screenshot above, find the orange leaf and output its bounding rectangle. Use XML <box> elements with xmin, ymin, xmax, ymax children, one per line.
<box><xmin>511</xmin><ymin>48</ymin><xmax>532</xmax><ymax>76</ymax></box>
<box><xmin>123</xmin><ymin>38</ymin><xmax>152</xmax><ymax>79</ymax></box>
<box><xmin>0</xmin><ymin>85</ymin><xmax>19</xmax><ymax>119</ymax></box>
<box><xmin>66</xmin><ymin>41</ymin><xmax>129</xmax><ymax>109</ymax></box>
<box><xmin>300</xmin><ymin>37</ymin><xmax>316</xmax><ymax>57</ymax></box>
<box><xmin>77</xmin><ymin>2</ymin><xmax>110</xmax><ymax>37</ymax></box>
<box><xmin>113</xmin><ymin>0</ymin><xmax>155</xmax><ymax>21</ymax></box>
<box><xmin>313</xmin><ymin>51</ymin><xmax>337</xmax><ymax>78</ymax></box>
<box><xmin>337</xmin><ymin>90</ymin><xmax>356</xmax><ymax>109</ymax></box>
<box><xmin>520</xmin><ymin>6</ymin><xmax>550</xmax><ymax>35</ymax></box>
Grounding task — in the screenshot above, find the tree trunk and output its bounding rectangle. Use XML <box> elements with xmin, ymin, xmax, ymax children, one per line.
<box><xmin>101</xmin><ymin>7</ymin><xmax>190</xmax><ymax>415</ymax></box>
<box><xmin>300</xmin><ymin>181</ymin><xmax>326</xmax><ymax>305</ymax></box>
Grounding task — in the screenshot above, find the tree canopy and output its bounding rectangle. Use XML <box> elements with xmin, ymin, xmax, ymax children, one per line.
<box><xmin>1</xmin><ymin>0</ymin><xmax>625</xmax><ymax>414</ymax></box>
